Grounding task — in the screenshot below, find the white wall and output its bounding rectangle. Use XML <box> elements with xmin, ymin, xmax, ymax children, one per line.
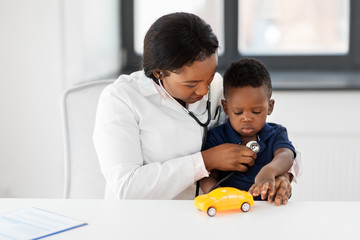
<box><xmin>269</xmin><ymin>91</ymin><xmax>360</xmax><ymax>201</ymax></box>
<box><xmin>63</xmin><ymin>0</ymin><xmax>121</xmax><ymax>87</ymax></box>
<box><xmin>0</xmin><ymin>0</ymin><xmax>120</xmax><ymax>198</ymax></box>
<box><xmin>0</xmin><ymin>0</ymin><xmax>63</xmax><ymax>198</ymax></box>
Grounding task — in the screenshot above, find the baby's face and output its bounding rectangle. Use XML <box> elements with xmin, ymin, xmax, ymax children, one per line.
<box><xmin>222</xmin><ymin>85</ymin><xmax>274</xmax><ymax>140</ymax></box>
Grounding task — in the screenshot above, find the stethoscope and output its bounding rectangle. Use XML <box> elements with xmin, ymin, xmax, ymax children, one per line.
<box><xmin>158</xmin><ymin>78</ymin><xmax>220</xmax><ymax>196</ymax></box>
<box><xmin>157</xmin><ymin>78</ymin><xmax>219</xmax><ymax>133</ymax></box>
<box><xmin>158</xmin><ymin>78</ymin><xmax>260</xmax><ymax>196</ymax></box>
<box><xmin>206</xmin><ymin>140</ymin><xmax>260</xmax><ymax>193</ymax></box>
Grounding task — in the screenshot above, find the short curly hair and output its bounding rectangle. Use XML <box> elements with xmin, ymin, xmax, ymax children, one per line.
<box><xmin>223</xmin><ymin>58</ymin><xmax>272</xmax><ymax>98</ymax></box>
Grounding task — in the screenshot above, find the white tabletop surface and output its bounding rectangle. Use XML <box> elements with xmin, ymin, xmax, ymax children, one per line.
<box><xmin>0</xmin><ymin>198</ymin><xmax>359</xmax><ymax>240</ymax></box>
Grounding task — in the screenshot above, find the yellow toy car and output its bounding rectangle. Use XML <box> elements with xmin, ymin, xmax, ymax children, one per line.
<box><xmin>194</xmin><ymin>187</ymin><xmax>254</xmax><ymax>217</ymax></box>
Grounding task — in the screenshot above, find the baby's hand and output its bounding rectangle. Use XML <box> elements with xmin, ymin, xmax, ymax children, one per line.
<box><xmin>248</xmin><ymin>167</ymin><xmax>276</xmax><ymax>200</ymax></box>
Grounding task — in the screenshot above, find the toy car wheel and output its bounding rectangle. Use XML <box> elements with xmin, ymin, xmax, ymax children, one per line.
<box><xmin>207</xmin><ymin>207</ymin><xmax>217</xmax><ymax>217</ymax></box>
<box><xmin>241</xmin><ymin>202</ymin><xmax>251</xmax><ymax>212</ymax></box>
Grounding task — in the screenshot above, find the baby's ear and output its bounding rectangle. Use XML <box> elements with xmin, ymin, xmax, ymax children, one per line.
<box><xmin>221</xmin><ymin>99</ymin><xmax>228</xmax><ymax>115</ymax></box>
<box><xmin>268</xmin><ymin>99</ymin><xmax>275</xmax><ymax>115</ymax></box>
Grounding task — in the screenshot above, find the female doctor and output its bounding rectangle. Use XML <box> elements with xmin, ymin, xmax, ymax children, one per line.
<box><xmin>93</xmin><ymin>12</ymin><xmax>298</xmax><ymax>203</ymax></box>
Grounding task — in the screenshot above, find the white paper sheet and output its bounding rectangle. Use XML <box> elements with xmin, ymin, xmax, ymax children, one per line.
<box><xmin>0</xmin><ymin>207</ymin><xmax>87</xmax><ymax>240</ymax></box>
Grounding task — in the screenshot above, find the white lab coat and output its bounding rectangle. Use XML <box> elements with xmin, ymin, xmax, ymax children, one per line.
<box><xmin>93</xmin><ymin>70</ymin><xmax>224</xmax><ymax>200</ymax></box>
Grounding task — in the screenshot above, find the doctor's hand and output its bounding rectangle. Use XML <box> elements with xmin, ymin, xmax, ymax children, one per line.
<box><xmin>202</xmin><ymin>143</ymin><xmax>256</xmax><ymax>172</ymax></box>
<box><xmin>267</xmin><ymin>174</ymin><xmax>292</xmax><ymax>206</ymax></box>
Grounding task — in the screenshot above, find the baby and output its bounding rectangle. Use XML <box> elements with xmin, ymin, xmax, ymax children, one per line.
<box><xmin>200</xmin><ymin>58</ymin><xmax>296</xmax><ymax>203</ymax></box>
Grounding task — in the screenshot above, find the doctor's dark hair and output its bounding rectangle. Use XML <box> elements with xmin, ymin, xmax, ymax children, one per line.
<box><xmin>223</xmin><ymin>58</ymin><xmax>272</xmax><ymax>98</ymax></box>
<box><xmin>143</xmin><ymin>12</ymin><xmax>219</xmax><ymax>82</ymax></box>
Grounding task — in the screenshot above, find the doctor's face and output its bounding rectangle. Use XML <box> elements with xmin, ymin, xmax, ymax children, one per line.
<box><xmin>159</xmin><ymin>53</ymin><xmax>218</xmax><ymax>105</ymax></box>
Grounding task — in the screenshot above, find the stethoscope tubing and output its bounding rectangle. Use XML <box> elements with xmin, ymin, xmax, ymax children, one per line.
<box><xmin>157</xmin><ymin>78</ymin><xmax>214</xmax><ymax>128</ymax></box>
<box><xmin>157</xmin><ymin>78</ymin><xmax>224</xmax><ymax>196</ymax></box>
<box><xmin>187</xmin><ymin>100</ymin><xmax>211</xmax><ymax>127</ymax></box>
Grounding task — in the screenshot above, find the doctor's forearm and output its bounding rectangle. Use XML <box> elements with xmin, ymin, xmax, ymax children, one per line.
<box><xmin>103</xmin><ymin>156</ymin><xmax>196</xmax><ymax>199</ymax></box>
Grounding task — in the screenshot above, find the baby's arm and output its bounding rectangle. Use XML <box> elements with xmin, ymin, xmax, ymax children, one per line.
<box><xmin>249</xmin><ymin>148</ymin><xmax>294</xmax><ymax>201</ymax></box>
<box><xmin>199</xmin><ymin>171</ymin><xmax>219</xmax><ymax>194</ymax></box>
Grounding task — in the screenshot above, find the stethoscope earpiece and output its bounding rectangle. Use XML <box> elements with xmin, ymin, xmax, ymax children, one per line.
<box><xmin>246</xmin><ymin>140</ymin><xmax>260</xmax><ymax>153</ymax></box>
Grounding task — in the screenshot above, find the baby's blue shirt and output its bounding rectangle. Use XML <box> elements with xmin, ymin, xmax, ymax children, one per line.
<box><xmin>205</xmin><ymin>120</ymin><xmax>296</xmax><ymax>197</ymax></box>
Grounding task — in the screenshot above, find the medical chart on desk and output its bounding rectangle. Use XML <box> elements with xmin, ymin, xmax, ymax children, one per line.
<box><xmin>0</xmin><ymin>207</ymin><xmax>87</xmax><ymax>240</ymax></box>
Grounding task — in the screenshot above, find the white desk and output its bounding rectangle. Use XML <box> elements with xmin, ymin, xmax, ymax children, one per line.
<box><xmin>0</xmin><ymin>198</ymin><xmax>359</xmax><ymax>240</ymax></box>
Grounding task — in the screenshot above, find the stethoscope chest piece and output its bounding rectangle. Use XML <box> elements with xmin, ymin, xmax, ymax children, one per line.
<box><xmin>246</xmin><ymin>140</ymin><xmax>260</xmax><ymax>153</ymax></box>
<box><xmin>205</xmin><ymin>139</ymin><xmax>261</xmax><ymax>194</ymax></box>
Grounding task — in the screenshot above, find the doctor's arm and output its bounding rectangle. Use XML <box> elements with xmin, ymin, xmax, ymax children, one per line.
<box><xmin>249</xmin><ymin>148</ymin><xmax>294</xmax><ymax>203</ymax></box>
<box><xmin>93</xmin><ymin>87</ymin><xmax>200</xmax><ymax>200</ymax></box>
